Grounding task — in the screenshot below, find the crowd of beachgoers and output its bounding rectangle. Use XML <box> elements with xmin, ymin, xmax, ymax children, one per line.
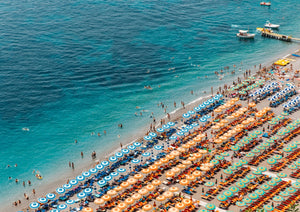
<box><xmin>14</xmin><ymin>55</ymin><xmax>300</xmax><ymax>212</ymax></box>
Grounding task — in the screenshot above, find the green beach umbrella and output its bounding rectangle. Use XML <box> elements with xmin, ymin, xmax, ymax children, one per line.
<box><xmin>257</xmin><ymin>145</ymin><xmax>266</xmax><ymax>150</ymax></box>
<box><xmin>215</xmin><ymin>155</ymin><xmax>224</xmax><ymax>160</ymax></box>
<box><xmin>283</xmin><ymin>147</ymin><xmax>292</xmax><ymax>152</ymax></box>
<box><xmin>285</xmin><ymin>187</ymin><xmax>296</xmax><ymax>193</ymax></box>
<box><xmin>289</xmin><ymin>143</ymin><xmax>297</xmax><ymax>149</ymax></box>
<box><xmin>288</xmin><ymin>164</ymin><xmax>297</xmax><ymax>170</ymax></box>
<box><xmin>249</xmin><ymin>133</ymin><xmax>257</xmax><ymax>138</ymax></box>
<box><xmin>255</xmin><ymin>189</ymin><xmax>265</xmax><ymax>196</ymax></box>
<box><xmin>241</xmin><ymin>140</ymin><xmax>250</xmax><ymax>144</ymax></box>
<box><xmin>266</xmin><ymin>139</ymin><xmax>275</xmax><ymax>143</ymax></box>
<box><xmin>277</xmin><ymin>131</ymin><xmax>285</xmax><ymax>136</ymax></box>
<box><xmin>246</xmin><ymin>152</ymin><xmax>255</xmax><ymax>157</ymax></box>
<box><xmin>210</xmin><ymin>159</ymin><xmax>219</xmax><ymax>165</ymax></box>
<box><xmin>283</xmin><ymin>128</ymin><xmax>290</xmax><ymax>133</ymax></box>
<box><xmin>223</xmin><ymin>169</ymin><xmax>233</xmax><ymax>175</ymax></box>
<box><xmin>289</xmin><ymin>122</ymin><xmax>297</xmax><ymax>127</ymax></box>
<box><xmin>243</xmin><ymin>198</ymin><xmax>252</xmax><ymax>204</ymax></box>
<box><xmin>277</xmin><ymin>173</ymin><xmax>287</xmax><ymax>178</ymax></box>
<box><xmin>205</xmin><ymin>203</ymin><xmax>216</xmax><ymax>211</ymax></box>
<box><xmin>252</xmin><ymin>149</ymin><xmax>260</xmax><ymax>154</ymax></box>
<box><xmin>267</xmin><ymin>180</ymin><xmax>277</xmax><ymax>186</ymax></box>
<box><xmin>236</xmin><ymin>143</ymin><xmax>244</xmax><ymax>147</ymax></box>
<box><xmin>223</xmin><ymin>190</ymin><xmax>233</xmax><ymax>197</ymax></box>
<box><xmin>295</xmin><ymin>119</ymin><xmax>300</xmax><ymax>124</ymax></box>
<box><xmin>273</xmin><ymin>177</ymin><xmax>282</xmax><ymax>182</ymax></box>
<box><xmin>234</xmin><ymin>162</ymin><xmax>242</xmax><ymax>167</ymax></box>
<box><xmin>205</xmin><ymin>181</ymin><xmax>215</xmax><ymax>187</ymax></box>
<box><xmin>260</xmin><ymin>184</ymin><xmax>271</xmax><ymax>190</ymax></box>
<box><xmin>254</xmin><ymin>130</ymin><xmax>262</xmax><ymax>135</ymax></box>
<box><xmin>271</xmin><ymin>136</ymin><xmax>279</xmax><ymax>140</ymax></box>
<box><xmin>268</xmin><ymin>121</ymin><xmax>276</xmax><ymax>125</ymax></box>
<box><xmin>240</xmin><ymin>178</ymin><xmax>250</xmax><ymax>184</ymax></box>
<box><xmin>294</xmin><ymin>161</ymin><xmax>300</xmax><ymax>166</ymax></box>
<box><xmin>273</xmin><ymin>155</ymin><xmax>282</xmax><ymax>160</ymax></box>
<box><xmin>252</xmin><ymin>170</ymin><xmax>262</xmax><ymax>175</ymax></box>
<box><xmin>229</xmin><ymin>186</ymin><xmax>239</xmax><ymax>193</ymax></box>
<box><xmin>217</xmin><ymin>194</ymin><xmax>227</xmax><ymax>201</ymax></box>
<box><xmin>292</xmin><ymin>182</ymin><xmax>300</xmax><ymax>189</ymax></box>
<box><xmin>277</xmin><ymin>115</ymin><xmax>284</xmax><ymax>120</ymax></box>
<box><xmin>236</xmin><ymin>182</ymin><xmax>246</xmax><ymax>188</ymax></box>
<box><xmin>239</xmin><ymin>91</ymin><xmax>246</xmax><ymax>95</ymax></box>
<box><xmin>273</xmin><ymin>195</ymin><xmax>284</xmax><ymax>202</ymax></box>
<box><xmin>297</xmin><ymin>179</ymin><xmax>300</xmax><ymax>183</ymax></box>
<box><xmin>273</xmin><ymin>117</ymin><xmax>280</xmax><ymax>122</ymax></box>
<box><xmin>228</xmin><ymin>165</ymin><xmax>237</xmax><ymax>170</ymax></box>
<box><xmin>231</xmin><ymin>145</ymin><xmax>240</xmax><ymax>151</ymax></box>
<box><xmin>264</xmin><ymin>205</ymin><xmax>274</xmax><ymax>211</ymax></box>
<box><xmin>262</xmin><ymin>142</ymin><xmax>270</xmax><ymax>147</ymax></box>
<box><xmin>198</xmin><ymin>210</ymin><xmax>208</xmax><ymax>212</ymax></box>
<box><xmin>220</xmin><ymin>152</ymin><xmax>229</xmax><ymax>157</ymax></box>
<box><xmin>287</xmin><ymin>125</ymin><xmax>295</xmax><ymax>130</ymax></box>
<box><xmin>281</xmin><ymin>111</ymin><xmax>289</xmax><ymax>116</ymax></box>
<box><xmin>248</xmin><ymin>193</ymin><xmax>259</xmax><ymax>200</ymax></box>
<box><xmin>239</xmin><ymin>159</ymin><xmax>247</xmax><ymax>165</ymax></box>
<box><xmin>246</xmin><ymin>174</ymin><xmax>256</xmax><ymax>180</ymax></box>
<box><xmin>257</xmin><ymin>166</ymin><xmax>267</xmax><ymax>172</ymax></box>
<box><xmin>236</xmin><ymin>201</ymin><xmax>246</xmax><ymax>207</ymax></box>
<box><xmin>279</xmin><ymin>191</ymin><xmax>290</xmax><ymax>197</ymax></box>
<box><xmin>267</xmin><ymin>158</ymin><xmax>277</xmax><ymax>165</ymax></box>
<box><xmin>294</xmin><ymin>140</ymin><xmax>300</xmax><ymax>145</ymax></box>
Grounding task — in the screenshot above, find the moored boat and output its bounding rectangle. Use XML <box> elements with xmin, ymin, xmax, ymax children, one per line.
<box><xmin>260</xmin><ymin>2</ymin><xmax>271</xmax><ymax>6</ymax></box>
<box><xmin>237</xmin><ymin>30</ymin><xmax>255</xmax><ymax>39</ymax></box>
<box><xmin>264</xmin><ymin>21</ymin><xmax>280</xmax><ymax>29</ymax></box>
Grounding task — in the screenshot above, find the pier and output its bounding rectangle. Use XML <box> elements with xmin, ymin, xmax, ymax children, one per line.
<box><xmin>257</xmin><ymin>28</ymin><xmax>300</xmax><ymax>42</ymax></box>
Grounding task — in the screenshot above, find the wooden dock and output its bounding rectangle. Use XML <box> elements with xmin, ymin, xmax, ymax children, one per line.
<box><xmin>257</xmin><ymin>28</ymin><xmax>300</xmax><ymax>42</ymax></box>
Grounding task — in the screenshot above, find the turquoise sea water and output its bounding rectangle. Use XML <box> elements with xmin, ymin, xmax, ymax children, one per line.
<box><xmin>1</xmin><ymin>0</ymin><xmax>300</xmax><ymax>209</ymax></box>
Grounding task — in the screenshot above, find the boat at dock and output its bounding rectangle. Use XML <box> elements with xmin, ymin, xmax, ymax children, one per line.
<box><xmin>260</xmin><ymin>2</ymin><xmax>271</xmax><ymax>6</ymax></box>
<box><xmin>264</xmin><ymin>21</ymin><xmax>280</xmax><ymax>29</ymax></box>
<box><xmin>236</xmin><ymin>30</ymin><xmax>255</xmax><ymax>39</ymax></box>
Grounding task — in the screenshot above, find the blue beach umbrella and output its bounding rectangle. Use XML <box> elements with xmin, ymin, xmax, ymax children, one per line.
<box><xmin>109</xmin><ymin>156</ymin><xmax>118</xmax><ymax>163</ymax></box>
<box><xmin>69</xmin><ymin>179</ymin><xmax>78</xmax><ymax>186</ymax></box>
<box><xmin>115</xmin><ymin>152</ymin><xmax>123</xmax><ymax>158</ymax></box>
<box><xmin>144</xmin><ymin>135</ymin><xmax>152</xmax><ymax>140</ymax></box>
<box><xmin>149</xmin><ymin>132</ymin><xmax>157</xmax><ymax>137</ymax></box>
<box><xmin>186</xmin><ymin>125</ymin><xmax>193</xmax><ymax>130</ymax></box>
<box><xmin>104</xmin><ymin>175</ymin><xmax>112</xmax><ymax>181</ymax></box>
<box><xmin>203</xmin><ymin>101</ymin><xmax>210</xmax><ymax>105</ymax></box>
<box><xmin>84</xmin><ymin>188</ymin><xmax>93</xmax><ymax>194</ymax></box>
<box><xmin>194</xmin><ymin>107</ymin><xmax>201</xmax><ymax>112</ymax></box>
<box><xmin>38</xmin><ymin>198</ymin><xmax>48</xmax><ymax>204</ymax></box>
<box><xmin>199</xmin><ymin>117</ymin><xmax>207</xmax><ymax>122</ymax></box>
<box><xmin>50</xmin><ymin>210</ymin><xmax>59</xmax><ymax>212</ymax></box>
<box><xmin>46</xmin><ymin>193</ymin><xmax>56</xmax><ymax>200</ymax></box>
<box><xmin>101</xmin><ymin>161</ymin><xmax>110</xmax><ymax>166</ymax></box>
<box><xmin>192</xmin><ymin>122</ymin><xmax>199</xmax><ymax>127</ymax></box>
<box><xmin>208</xmin><ymin>99</ymin><xmax>214</xmax><ymax>103</ymax></box>
<box><xmin>66</xmin><ymin>199</ymin><xmax>75</xmax><ymax>205</ymax></box>
<box><xmin>154</xmin><ymin>145</ymin><xmax>163</xmax><ymax>151</ymax></box>
<box><xmin>169</xmin><ymin>136</ymin><xmax>177</xmax><ymax>140</ymax></box>
<box><xmin>77</xmin><ymin>192</ymin><xmax>86</xmax><ymax>199</ymax></box>
<box><xmin>176</xmin><ymin>131</ymin><xmax>184</xmax><ymax>136</ymax></box>
<box><xmin>117</xmin><ymin>168</ymin><xmax>126</xmax><ymax>173</ymax></box>
<box><xmin>56</xmin><ymin>187</ymin><xmax>65</xmax><ymax>194</ymax></box>
<box><xmin>89</xmin><ymin>168</ymin><xmax>97</xmax><ymax>174</ymax></box>
<box><xmin>58</xmin><ymin>204</ymin><xmax>67</xmax><ymax>210</ymax></box>
<box><xmin>199</xmin><ymin>104</ymin><xmax>206</xmax><ymax>109</ymax></box>
<box><xmin>182</xmin><ymin>113</ymin><xmax>190</xmax><ymax>118</ymax></box>
<box><xmin>131</xmin><ymin>159</ymin><xmax>140</xmax><ymax>164</ymax></box>
<box><xmin>204</xmin><ymin>115</ymin><xmax>211</xmax><ymax>119</ymax></box>
<box><xmin>188</xmin><ymin>110</ymin><xmax>195</xmax><ymax>115</ymax></box>
<box><xmin>82</xmin><ymin>171</ymin><xmax>91</xmax><ymax>178</ymax></box>
<box><xmin>97</xmin><ymin>180</ymin><xmax>106</xmax><ymax>187</ymax></box>
<box><xmin>167</xmin><ymin>122</ymin><xmax>175</xmax><ymax>126</ymax></box>
<box><xmin>110</xmin><ymin>172</ymin><xmax>119</xmax><ymax>178</ymax></box>
<box><xmin>213</xmin><ymin>96</ymin><xmax>220</xmax><ymax>100</ymax></box>
<box><xmin>76</xmin><ymin>175</ymin><xmax>85</xmax><ymax>181</ymax></box>
<box><xmin>157</xmin><ymin>128</ymin><xmax>164</xmax><ymax>132</ymax></box>
<box><xmin>142</xmin><ymin>152</ymin><xmax>151</xmax><ymax>157</ymax></box>
<box><xmin>133</xmin><ymin>142</ymin><xmax>141</xmax><ymax>147</ymax></box>
<box><xmin>96</xmin><ymin>164</ymin><xmax>104</xmax><ymax>171</ymax></box>
<box><xmin>63</xmin><ymin>184</ymin><xmax>72</xmax><ymax>190</ymax></box>
<box><xmin>29</xmin><ymin>202</ymin><xmax>40</xmax><ymax>209</ymax></box>
<box><xmin>181</xmin><ymin>128</ymin><xmax>188</xmax><ymax>133</ymax></box>
<box><xmin>121</xmin><ymin>149</ymin><xmax>130</xmax><ymax>154</ymax></box>
<box><xmin>163</xmin><ymin>124</ymin><xmax>170</xmax><ymax>129</ymax></box>
<box><xmin>128</xmin><ymin>145</ymin><xmax>136</xmax><ymax>151</ymax></box>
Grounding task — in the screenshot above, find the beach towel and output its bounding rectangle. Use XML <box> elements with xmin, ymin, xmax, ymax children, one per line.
<box><xmin>292</xmin><ymin>54</ymin><xmax>300</xmax><ymax>57</ymax></box>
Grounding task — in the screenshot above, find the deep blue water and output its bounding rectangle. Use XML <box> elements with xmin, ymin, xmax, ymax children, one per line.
<box><xmin>1</xmin><ymin>0</ymin><xmax>300</xmax><ymax>209</ymax></box>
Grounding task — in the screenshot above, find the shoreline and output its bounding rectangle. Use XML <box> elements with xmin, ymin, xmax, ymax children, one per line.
<box><xmin>6</xmin><ymin>45</ymin><xmax>300</xmax><ymax>212</ymax></box>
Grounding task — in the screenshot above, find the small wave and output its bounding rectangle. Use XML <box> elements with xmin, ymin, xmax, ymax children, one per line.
<box><xmin>231</xmin><ymin>24</ymin><xmax>240</xmax><ymax>28</ymax></box>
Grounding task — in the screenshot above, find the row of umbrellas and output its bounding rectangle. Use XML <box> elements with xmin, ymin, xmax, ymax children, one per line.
<box><xmin>249</xmin><ymin>81</ymin><xmax>278</xmax><ymax>97</ymax></box>
<box><xmin>268</xmin><ymin>84</ymin><xmax>296</xmax><ymax>102</ymax></box>
<box><xmin>283</xmin><ymin>95</ymin><xmax>300</xmax><ymax>109</ymax></box>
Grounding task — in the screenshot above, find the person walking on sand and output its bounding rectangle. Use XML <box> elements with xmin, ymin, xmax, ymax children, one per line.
<box><xmin>71</xmin><ymin>162</ymin><xmax>74</xmax><ymax>169</ymax></box>
<box><xmin>32</xmin><ymin>189</ymin><xmax>36</xmax><ymax>195</ymax></box>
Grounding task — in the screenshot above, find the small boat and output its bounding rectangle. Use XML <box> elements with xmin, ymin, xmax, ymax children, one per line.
<box><xmin>265</xmin><ymin>21</ymin><xmax>280</xmax><ymax>29</ymax></box>
<box><xmin>260</xmin><ymin>2</ymin><xmax>271</xmax><ymax>6</ymax></box>
<box><xmin>237</xmin><ymin>30</ymin><xmax>255</xmax><ymax>39</ymax></box>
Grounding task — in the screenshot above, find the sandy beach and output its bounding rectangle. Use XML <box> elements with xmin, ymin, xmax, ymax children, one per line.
<box><xmin>8</xmin><ymin>47</ymin><xmax>300</xmax><ymax>212</ymax></box>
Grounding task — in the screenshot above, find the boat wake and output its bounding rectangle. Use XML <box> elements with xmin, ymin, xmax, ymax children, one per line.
<box><xmin>231</xmin><ymin>24</ymin><xmax>240</xmax><ymax>28</ymax></box>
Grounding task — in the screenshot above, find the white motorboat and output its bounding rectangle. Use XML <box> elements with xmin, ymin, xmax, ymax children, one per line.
<box><xmin>237</xmin><ymin>30</ymin><xmax>255</xmax><ymax>39</ymax></box>
<box><xmin>264</xmin><ymin>21</ymin><xmax>280</xmax><ymax>29</ymax></box>
<box><xmin>260</xmin><ymin>2</ymin><xmax>271</xmax><ymax>6</ymax></box>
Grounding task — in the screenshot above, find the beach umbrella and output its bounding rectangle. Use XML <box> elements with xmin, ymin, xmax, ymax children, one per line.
<box><xmin>205</xmin><ymin>203</ymin><xmax>216</xmax><ymax>211</ymax></box>
<box><xmin>182</xmin><ymin>113</ymin><xmax>190</xmax><ymax>118</ymax></box>
<box><xmin>273</xmin><ymin>155</ymin><xmax>282</xmax><ymax>160</ymax></box>
<box><xmin>89</xmin><ymin>168</ymin><xmax>97</xmax><ymax>175</ymax></box>
<box><xmin>131</xmin><ymin>159</ymin><xmax>140</xmax><ymax>164</ymax></box>
<box><xmin>254</xmin><ymin>130</ymin><xmax>262</xmax><ymax>135</ymax></box>
<box><xmin>252</xmin><ymin>170</ymin><xmax>262</xmax><ymax>175</ymax></box>
<box><xmin>199</xmin><ymin>117</ymin><xmax>207</xmax><ymax>122</ymax></box>
<box><xmin>58</xmin><ymin>204</ymin><xmax>67</xmax><ymax>210</ymax></box>
<box><xmin>288</xmin><ymin>164</ymin><xmax>298</xmax><ymax>170</ymax></box>
<box><xmin>101</xmin><ymin>161</ymin><xmax>109</xmax><ymax>167</ymax></box>
<box><xmin>221</xmin><ymin>152</ymin><xmax>229</xmax><ymax>157</ymax></box>
<box><xmin>192</xmin><ymin>170</ymin><xmax>202</xmax><ymax>177</ymax></box>
<box><xmin>249</xmin><ymin>193</ymin><xmax>259</xmax><ymax>200</ymax></box>
<box><xmin>142</xmin><ymin>204</ymin><xmax>153</xmax><ymax>211</ymax></box>
<box><xmin>273</xmin><ymin>177</ymin><xmax>282</xmax><ymax>182</ymax></box>
<box><xmin>157</xmin><ymin>128</ymin><xmax>164</xmax><ymax>132</ymax></box>
<box><xmin>257</xmin><ymin>166</ymin><xmax>267</xmax><ymax>172</ymax></box>
<box><xmin>215</xmin><ymin>155</ymin><xmax>224</xmax><ymax>160</ymax></box>
<box><xmin>192</xmin><ymin>122</ymin><xmax>199</xmax><ymax>127</ymax></box>
<box><xmin>257</xmin><ymin>145</ymin><xmax>266</xmax><ymax>150</ymax></box>
<box><xmin>154</xmin><ymin>145</ymin><xmax>163</xmax><ymax>151</ymax></box>
<box><xmin>104</xmin><ymin>175</ymin><xmax>112</xmax><ymax>181</ymax></box>
<box><xmin>38</xmin><ymin>198</ymin><xmax>48</xmax><ymax>204</ymax></box>
<box><xmin>236</xmin><ymin>182</ymin><xmax>246</xmax><ymax>188</ymax></box>
<box><xmin>292</xmin><ymin>182</ymin><xmax>300</xmax><ymax>189</ymax></box>
<box><xmin>255</xmin><ymin>189</ymin><xmax>265</xmax><ymax>196</ymax></box>
<box><xmin>169</xmin><ymin>135</ymin><xmax>177</xmax><ymax>140</ymax></box>
<box><xmin>46</xmin><ymin>193</ymin><xmax>56</xmax><ymax>200</ymax></box>
<box><xmin>69</xmin><ymin>179</ymin><xmax>78</xmax><ymax>186</ymax></box>
<box><xmin>128</xmin><ymin>145</ymin><xmax>136</xmax><ymax>151</ymax></box>
<box><xmin>66</xmin><ymin>199</ymin><xmax>75</xmax><ymax>205</ymax></box>
<box><xmin>163</xmin><ymin>124</ymin><xmax>170</xmax><ymax>129</ymax></box>
<box><xmin>295</xmin><ymin>160</ymin><xmax>300</xmax><ymax>167</ymax></box>
<box><xmin>180</xmin><ymin>179</ymin><xmax>189</xmax><ymax>186</ymax></box>
<box><xmin>210</xmin><ymin>159</ymin><xmax>219</xmax><ymax>165</ymax></box>
<box><xmin>229</xmin><ymin>186</ymin><xmax>239</xmax><ymax>193</ymax></box>
<box><xmin>114</xmin><ymin>186</ymin><xmax>123</xmax><ymax>192</ymax></box>
<box><xmin>279</xmin><ymin>191</ymin><xmax>290</xmax><ymax>197</ymax></box>
<box><xmin>144</xmin><ymin>135</ymin><xmax>152</xmax><ymax>140</ymax></box>
<box><xmin>167</xmin><ymin>122</ymin><xmax>175</xmax><ymax>127</ymax></box>
<box><xmin>76</xmin><ymin>175</ymin><xmax>85</xmax><ymax>181</ymax></box>
<box><xmin>110</xmin><ymin>172</ymin><xmax>119</xmax><ymax>178</ymax></box>
<box><xmin>217</xmin><ymin>194</ymin><xmax>227</xmax><ymax>201</ymax></box>
<box><xmin>243</xmin><ymin>198</ymin><xmax>252</xmax><ymax>204</ymax></box>
<box><xmin>156</xmin><ymin>195</ymin><xmax>166</xmax><ymax>202</ymax></box>
<box><xmin>116</xmin><ymin>202</ymin><xmax>127</xmax><ymax>210</ymax></box>
<box><xmin>223</xmin><ymin>190</ymin><xmax>233</xmax><ymax>197</ymax></box>
<box><xmin>261</xmin><ymin>184</ymin><xmax>271</xmax><ymax>190</ymax></box>
<box><xmin>133</xmin><ymin>142</ymin><xmax>141</xmax><ymax>147</ymax></box>
<box><xmin>267</xmin><ymin>158</ymin><xmax>277</xmax><ymax>165</ymax></box>
<box><xmin>111</xmin><ymin>208</ymin><xmax>121</xmax><ymax>212</ymax></box>
<box><xmin>266</xmin><ymin>139</ymin><xmax>275</xmax><ymax>143</ymax></box>
<box><xmin>121</xmin><ymin>149</ymin><xmax>130</xmax><ymax>154</ymax></box>
<box><xmin>223</xmin><ymin>169</ymin><xmax>233</xmax><ymax>175</ymax></box>
<box><xmin>246</xmin><ymin>153</ymin><xmax>255</xmax><ymax>157</ymax></box>
<box><xmin>127</xmin><ymin>178</ymin><xmax>137</xmax><ymax>185</ymax></box>
<box><xmin>77</xmin><ymin>192</ymin><xmax>86</xmax><ymax>199</ymax></box>
<box><xmin>240</xmin><ymin>159</ymin><xmax>247</xmax><ymax>165</ymax></box>
<box><xmin>234</xmin><ymin>162</ymin><xmax>242</xmax><ymax>167</ymax></box>
<box><xmin>264</xmin><ymin>205</ymin><xmax>274</xmax><ymax>211</ymax></box>
<box><xmin>117</xmin><ymin>168</ymin><xmax>126</xmax><ymax>173</ymax></box>
<box><xmin>29</xmin><ymin>202</ymin><xmax>40</xmax><ymax>209</ymax></box>
<box><xmin>50</xmin><ymin>210</ymin><xmax>59</xmax><ymax>212</ymax></box>
<box><xmin>133</xmin><ymin>173</ymin><xmax>143</xmax><ymax>180</ymax></box>
<box><xmin>163</xmin><ymin>191</ymin><xmax>174</xmax><ymax>198</ymax></box>
<box><xmin>262</xmin><ymin>142</ymin><xmax>270</xmax><ymax>147</ymax></box>
<box><xmin>84</xmin><ymin>188</ymin><xmax>93</xmax><ymax>194</ymax></box>
<box><xmin>268</xmin><ymin>180</ymin><xmax>277</xmax><ymax>186</ymax></box>
<box><xmin>63</xmin><ymin>184</ymin><xmax>72</xmax><ymax>190</ymax></box>
<box><xmin>277</xmin><ymin>173</ymin><xmax>287</xmax><ymax>178</ymax></box>
<box><xmin>273</xmin><ymin>196</ymin><xmax>284</xmax><ymax>202</ymax></box>
<box><xmin>149</xmin><ymin>132</ymin><xmax>157</xmax><ymax>137</ymax></box>
<box><xmin>285</xmin><ymin>187</ymin><xmax>296</xmax><ymax>193</ymax></box>
<box><xmin>240</xmin><ymin>178</ymin><xmax>249</xmax><ymax>184</ymax></box>
<box><xmin>283</xmin><ymin>147</ymin><xmax>292</xmax><ymax>152</ymax></box>
<box><xmin>142</xmin><ymin>152</ymin><xmax>151</xmax><ymax>157</ymax></box>
<box><xmin>204</xmin><ymin>115</ymin><xmax>211</xmax><ymax>119</ymax></box>
<box><xmin>101</xmin><ymin>195</ymin><xmax>111</xmax><ymax>202</ymax></box>
<box><xmin>124</xmin><ymin>198</ymin><xmax>134</xmax><ymax>205</ymax></box>
<box><xmin>289</xmin><ymin>143</ymin><xmax>297</xmax><ymax>149</ymax></box>
<box><xmin>169</xmin><ymin>186</ymin><xmax>179</xmax><ymax>192</ymax></box>
<box><xmin>228</xmin><ymin>165</ymin><xmax>237</xmax><ymax>171</ymax></box>
<box><xmin>231</xmin><ymin>145</ymin><xmax>240</xmax><ymax>151</ymax></box>
<box><xmin>176</xmin><ymin>131</ymin><xmax>184</xmax><ymax>136</ymax></box>
<box><xmin>56</xmin><ymin>187</ymin><xmax>65</xmax><ymax>194</ymax></box>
